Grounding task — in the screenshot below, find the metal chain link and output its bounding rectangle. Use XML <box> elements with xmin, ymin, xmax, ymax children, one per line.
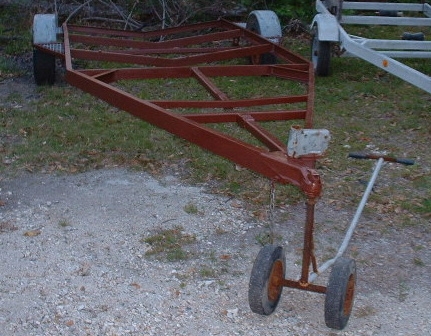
<box><xmin>268</xmin><ymin>180</ymin><xmax>276</xmax><ymax>244</ymax></box>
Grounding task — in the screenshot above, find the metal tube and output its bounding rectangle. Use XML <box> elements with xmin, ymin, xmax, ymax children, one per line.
<box><xmin>299</xmin><ymin>198</ymin><xmax>316</xmax><ymax>285</ymax></box>
<box><xmin>308</xmin><ymin>157</ymin><xmax>385</xmax><ymax>282</ymax></box>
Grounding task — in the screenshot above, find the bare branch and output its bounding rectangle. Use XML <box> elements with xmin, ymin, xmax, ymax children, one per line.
<box><xmin>64</xmin><ymin>0</ymin><xmax>94</xmax><ymax>23</ymax></box>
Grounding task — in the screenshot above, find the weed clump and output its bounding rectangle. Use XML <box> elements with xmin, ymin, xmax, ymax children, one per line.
<box><xmin>141</xmin><ymin>226</ymin><xmax>196</xmax><ymax>261</ymax></box>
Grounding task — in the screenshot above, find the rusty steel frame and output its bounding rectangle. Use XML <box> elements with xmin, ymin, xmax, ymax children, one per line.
<box><xmin>34</xmin><ymin>19</ymin><xmax>327</xmax><ymax>293</ymax></box>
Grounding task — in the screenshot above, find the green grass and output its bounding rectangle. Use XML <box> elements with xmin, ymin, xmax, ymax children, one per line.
<box><xmin>2</xmin><ymin>86</ymin><xmax>177</xmax><ymax>173</ymax></box>
<box><xmin>141</xmin><ymin>226</ymin><xmax>196</xmax><ymax>261</ymax></box>
<box><xmin>199</xmin><ymin>267</ymin><xmax>217</xmax><ymax>278</ymax></box>
<box><xmin>0</xmin><ymin>4</ymin><xmax>32</xmax><ymax>56</ymax></box>
<box><xmin>58</xmin><ymin>219</ymin><xmax>71</xmax><ymax>227</ymax></box>
<box><xmin>416</xmin><ymin>199</ymin><xmax>431</xmax><ymax>215</ymax></box>
<box><xmin>0</xmin><ymin>56</ymin><xmax>24</xmax><ymax>80</ymax></box>
<box><xmin>413</xmin><ymin>257</ymin><xmax>425</xmax><ymax>267</ymax></box>
<box><xmin>184</xmin><ymin>202</ymin><xmax>199</xmax><ymax>215</ymax></box>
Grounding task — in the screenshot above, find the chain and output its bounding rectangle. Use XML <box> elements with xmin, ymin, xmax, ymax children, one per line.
<box><xmin>268</xmin><ymin>180</ymin><xmax>276</xmax><ymax>244</ymax></box>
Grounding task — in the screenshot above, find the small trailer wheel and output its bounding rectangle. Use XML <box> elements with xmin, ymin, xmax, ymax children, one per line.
<box><xmin>246</xmin><ymin>10</ymin><xmax>281</xmax><ymax>64</ymax></box>
<box><xmin>33</xmin><ymin>49</ymin><xmax>56</xmax><ymax>85</ymax></box>
<box><xmin>33</xmin><ymin>14</ymin><xmax>58</xmax><ymax>86</ymax></box>
<box><xmin>311</xmin><ymin>25</ymin><xmax>331</xmax><ymax>76</ymax></box>
<box><xmin>248</xmin><ymin>244</ymin><xmax>285</xmax><ymax>315</ymax></box>
<box><xmin>324</xmin><ymin>257</ymin><xmax>356</xmax><ymax>330</ymax></box>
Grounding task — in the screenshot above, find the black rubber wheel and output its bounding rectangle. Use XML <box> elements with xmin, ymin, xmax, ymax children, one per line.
<box><xmin>311</xmin><ymin>26</ymin><xmax>331</xmax><ymax>76</ymax></box>
<box><xmin>248</xmin><ymin>244</ymin><xmax>285</xmax><ymax>315</ymax></box>
<box><xmin>250</xmin><ymin>52</ymin><xmax>277</xmax><ymax>65</ymax></box>
<box><xmin>33</xmin><ymin>49</ymin><xmax>55</xmax><ymax>85</ymax></box>
<box><xmin>324</xmin><ymin>257</ymin><xmax>356</xmax><ymax>330</ymax></box>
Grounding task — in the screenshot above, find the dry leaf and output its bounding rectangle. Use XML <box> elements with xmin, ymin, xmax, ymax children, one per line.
<box><xmin>230</xmin><ymin>201</ymin><xmax>242</xmax><ymax>208</ymax></box>
<box><xmin>220</xmin><ymin>254</ymin><xmax>231</xmax><ymax>261</ymax></box>
<box><xmin>253</xmin><ymin>210</ymin><xmax>267</xmax><ymax>221</ymax></box>
<box><xmin>65</xmin><ymin>320</ymin><xmax>74</xmax><ymax>327</ymax></box>
<box><xmin>0</xmin><ymin>221</ymin><xmax>18</xmax><ymax>233</ymax></box>
<box><xmin>131</xmin><ymin>282</ymin><xmax>141</xmax><ymax>289</ymax></box>
<box><xmin>23</xmin><ymin>229</ymin><xmax>41</xmax><ymax>237</ymax></box>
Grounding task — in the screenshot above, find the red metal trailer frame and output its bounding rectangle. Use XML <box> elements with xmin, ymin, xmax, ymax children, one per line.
<box><xmin>33</xmin><ymin>18</ymin><xmax>328</xmax><ymax>299</ymax></box>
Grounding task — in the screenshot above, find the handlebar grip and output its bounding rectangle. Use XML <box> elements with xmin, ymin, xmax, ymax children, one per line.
<box><xmin>348</xmin><ymin>152</ymin><xmax>368</xmax><ymax>160</ymax></box>
<box><xmin>349</xmin><ymin>152</ymin><xmax>415</xmax><ymax>166</ymax></box>
<box><xmin>395</xmin><ymin>158</ymin><xmax>415</xmax><ymax>166</ymax></box>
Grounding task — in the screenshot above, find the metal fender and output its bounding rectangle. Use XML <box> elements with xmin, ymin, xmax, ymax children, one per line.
<box><xmin>310</xmin><ymin>14</ymin><xmax>339</xmax><ymax>42</ymax></box>
<box><xmin>247</xmin><ymin>10</ymin><xmax>282</xmax><ymax>44</ymax></box>
<box><xmin>33</xmin><ymin>14</ymin><xmax>58</xmax><ymax>44</ymax></box>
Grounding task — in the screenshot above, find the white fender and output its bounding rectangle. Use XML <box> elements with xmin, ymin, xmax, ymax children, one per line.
<box><xmin>33</xmin><ymin>14</ymin><xmax>58</xmax><ymax>44</ymax></box>
<box><xmin>247</xmin><ymin>10</ymin><xmax>282</xmax><ymax>44</ymax></box>
<box><xmin>310</xmin><ymin>14</ymin><xmax>339</xmax><ymax>42</ymax></box>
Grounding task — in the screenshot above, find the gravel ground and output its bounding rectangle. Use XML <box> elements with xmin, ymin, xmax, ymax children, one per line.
<box><xmin>0</xmin><ymin>168</ymin><xmax>430</xmax><ymax>335</ymax></box>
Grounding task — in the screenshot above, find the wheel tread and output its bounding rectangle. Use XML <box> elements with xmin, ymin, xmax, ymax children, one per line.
<box><xmin>33</xmin><ymin>49</ymin><xmax>56</xmax><ymax>85</ymax></box>
<box><xmin>248</xmin><ymin>244</ymin><xmax>285</xmax><ymax>315</ymax></box>
<box><xmin>324</xmin><ymin>257</ymin><xmax>356</xmax><ymax>330</ymax></box>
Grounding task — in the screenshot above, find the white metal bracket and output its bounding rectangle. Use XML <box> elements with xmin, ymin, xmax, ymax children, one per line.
<box><xmin>287</xmin><ymin>126</ymin><xmax>331</xmax><ymax>158</ymax></box>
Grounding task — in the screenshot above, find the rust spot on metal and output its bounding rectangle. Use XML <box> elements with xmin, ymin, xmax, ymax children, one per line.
<box><xmin>344</xmin><ymin>274</ymin><xmax>356</xmax><ymax>315</ymax></box>
<box><xmin>268</xmin><ymin>260</ymin><xmax>284</xmax><ymax>301</ymax></box>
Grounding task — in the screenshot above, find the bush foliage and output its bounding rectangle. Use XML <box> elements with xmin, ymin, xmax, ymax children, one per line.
<box><xmin>240</xmin><ymin>0</ymin><xmax>314</xmax><ymax>21</ymax></box>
